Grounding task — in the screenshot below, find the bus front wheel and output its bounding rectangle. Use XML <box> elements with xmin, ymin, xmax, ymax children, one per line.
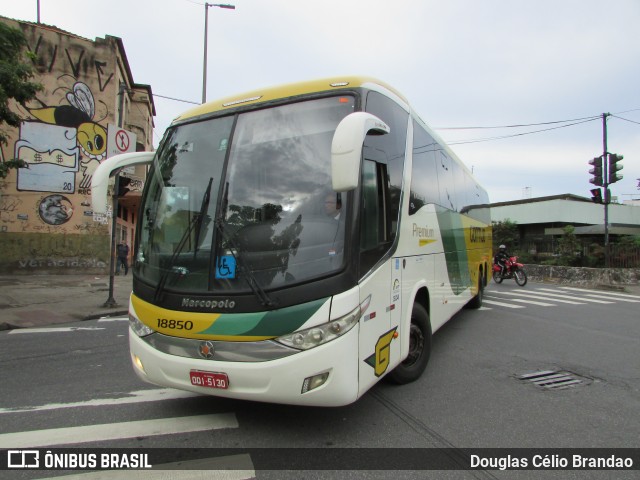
<box><xmin>387</xmin><ymin>303</ymin><xmax>432</xmax><ymax>384</ymax></box>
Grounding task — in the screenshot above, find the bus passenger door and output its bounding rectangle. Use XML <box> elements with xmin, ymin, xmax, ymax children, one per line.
<box><xmin>357</xmin><ymin>159</ymin><xmax>401</xmax><ymax>395</ymax></box>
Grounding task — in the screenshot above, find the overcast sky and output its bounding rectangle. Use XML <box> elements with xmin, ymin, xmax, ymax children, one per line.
<box><xmin>2</xmin><ymin>0</ymin><xmax>639</xmax><ymax>203</ymax></box>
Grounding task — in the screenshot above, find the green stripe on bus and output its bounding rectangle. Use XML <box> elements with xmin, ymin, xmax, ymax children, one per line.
<box><xmin>198</xmin><ymin>297</ymin><xmax>329</xmax><ymax>337</ymax></box>
<box><xmin>436</xmin><ymin>209</ymin><xmax>471</xmax><ymax>295</ymax></box>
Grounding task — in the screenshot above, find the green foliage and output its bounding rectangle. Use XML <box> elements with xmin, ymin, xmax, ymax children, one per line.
<box><xmin>491</xmin><ymin>219</ymin><xmax>519</xmax><ymax>252</ymax></box>
<box><xmin>617</xmin><ymin>235</ymin><xmax>640</xmax><ymax>247</ymax></box>
<box><xmin>556</xmin><ymin>225</ymin><xmax>582</xmax><ymax>265</ymax></box>
<box><xmin>0</xmin><ymin>158</ymin><xmax>28</xmax><ymax>179</ymax></box>
<box><xmin>0</xmin><ymin>22</ymin><xmax>42</xmax><ymax>178</ymax></box>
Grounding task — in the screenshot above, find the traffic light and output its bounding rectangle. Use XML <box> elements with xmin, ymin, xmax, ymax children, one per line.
<box><xmin>118</xmin><ymin>176</ymin><xmax>132</xmax><ymax>196</ymax></box>
<box><xmin>588</xmin><ymin>156</ymin><xmax>603</xmax><ymax>186</ymax></box>
<box><xmin>590</xmin><ymin>188</ymin><xmax>602</xmax><ymax>204</ymax></box>
<box><xmin>608</xmin><ymin>153</ymin><xmax>623</xmax><ymax>184</ymax></box>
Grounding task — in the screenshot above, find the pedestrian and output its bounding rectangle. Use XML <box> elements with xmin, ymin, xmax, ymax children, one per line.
<box><xmin>116</xmin><ymin>242</ymin><xmax>130</xmax><ymax>275</ymax></box>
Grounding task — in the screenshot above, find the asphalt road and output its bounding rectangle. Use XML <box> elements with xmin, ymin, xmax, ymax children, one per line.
<box><xmin>1</xmin><ymin>282</ymin><xmax>638</xmax><ymax>479</ymax></box>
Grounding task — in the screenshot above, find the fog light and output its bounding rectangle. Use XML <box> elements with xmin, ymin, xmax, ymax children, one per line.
<box><xmin>301</xmin><ymin>372</ymin><xmax>329</xmax><ymax>394</ymax></box>
<box><xmin>132</xmin><ymin>354</ymin><xmax>145</xmax><ymax>373</ymax></box>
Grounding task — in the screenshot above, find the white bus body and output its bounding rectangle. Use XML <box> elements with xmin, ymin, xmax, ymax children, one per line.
<box><xmin>92</xmin><ymin>77</ymin><xmax>491</xmax><ymax>406</ymax></box>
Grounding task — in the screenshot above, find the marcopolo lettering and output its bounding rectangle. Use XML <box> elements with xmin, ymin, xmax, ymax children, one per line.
<box><xmin>181</xmin><ymin>297</ymin><xmax>236</xmax><ymax>309</ymax></box>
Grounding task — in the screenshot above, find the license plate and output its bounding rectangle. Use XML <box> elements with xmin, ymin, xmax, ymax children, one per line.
<box><xmin>190</xmin><ymin>370</ymin><xmax>229</xmax><ymax>389</ymax></box>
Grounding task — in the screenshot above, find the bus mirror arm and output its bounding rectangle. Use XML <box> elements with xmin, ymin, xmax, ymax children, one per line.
<box><xmin>91</xmin><ymin>151</ymin><xmax>155</xmax><ymax>214</ymax></box>
<box><xmin>331</xmin><ymin>112</ymin><xmax>390</xmax><ymax>192</ymax></box>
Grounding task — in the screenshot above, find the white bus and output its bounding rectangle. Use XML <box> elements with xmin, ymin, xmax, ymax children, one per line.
<box><xmin>92</xmin><ymin>77</ymin><xmax>492</xmax><ymax>406</ymax></box>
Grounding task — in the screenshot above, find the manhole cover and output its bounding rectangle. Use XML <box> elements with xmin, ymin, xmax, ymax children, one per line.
<box><xmin>518</xmin><ymin>370</ymin><xmax>590</xmax><ymax>390</ymax></box>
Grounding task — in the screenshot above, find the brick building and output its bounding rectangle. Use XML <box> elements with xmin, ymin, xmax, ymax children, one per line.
<box><xmin>0</xmin><ymin>16</ymin><xmax>155</xmax><ymax>274</ymax></box>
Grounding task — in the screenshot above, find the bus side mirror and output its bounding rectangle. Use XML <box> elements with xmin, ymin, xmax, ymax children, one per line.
<box><xmin>91</xmin><ymin>151</ymin><xmax>155</xmax><ymax>213</ymax></box>
<box><xmin>331</xmin><ymin>112</ymin><xmax>390</xmax><ymax>192</ymax></box>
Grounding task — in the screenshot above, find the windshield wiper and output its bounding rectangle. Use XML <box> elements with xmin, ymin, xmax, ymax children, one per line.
<box><xmin>154</xmin><ymin>177</ymin><xmax>213</xmax><ymax>303</ymax></box>
<box><xmin>193</xmin><ymin>177</ymin><xmax>213</xmax><ymax>258</ymax></box>
<box><xmin>215</xmin><ymin>182</ymin><xmax>276</xmax><ymax>308</ymax></box>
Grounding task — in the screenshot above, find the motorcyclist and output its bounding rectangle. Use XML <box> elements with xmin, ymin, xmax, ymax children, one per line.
<box><xmin>494</xmin><ymin>244</ymin><xmax>511</xmax><ymax>277</ymax></box>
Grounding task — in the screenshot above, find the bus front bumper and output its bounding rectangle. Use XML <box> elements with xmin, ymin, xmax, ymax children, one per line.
<box><xmin>129</xmin><ymin>325</ymin><xmax>360</xmax><ymax>407</ymax></box>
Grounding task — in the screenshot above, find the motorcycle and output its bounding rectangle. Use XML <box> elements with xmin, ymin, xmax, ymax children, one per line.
<box><xmin>493</xmin><ymin>256</ymin><xmax>527</xmax><ymax>286</ymax></box>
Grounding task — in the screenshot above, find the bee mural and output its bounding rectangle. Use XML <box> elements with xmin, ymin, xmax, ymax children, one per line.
<box><xmin>28</xmin><ymin>82</ymin><xmax>108</xmax><ymax>162</ymax></box>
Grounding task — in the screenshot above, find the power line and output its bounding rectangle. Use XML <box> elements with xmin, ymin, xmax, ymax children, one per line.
<box><xmin>610</xmin><ymin>115</ymin><xmax>640</xmax><ymax>126</ymax></box>
<box><xmin>445</xmin><ymin>118</ymin><xmax>599</xmax><ymax>146</ymax></box>
<box><xmin>435</xmin><ymin>114</ymin><xmax>601</xmax><ymax>130</ymax></box>
<box><xmin>434</xmin><ymin>108</ymin><xmax>640</xmax><ymax>131</ymax></box>
<box><xmin>153</xmin><ymin>93</ymin><xmax>200</xmax><ymax>105</ymax></box>
<box><xmin>438</xmin><ymin>109</ymin><xmax>640</xmax><ymax>145</ymax></box>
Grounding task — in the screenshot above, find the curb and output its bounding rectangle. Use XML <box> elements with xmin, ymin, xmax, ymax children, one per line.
<box><xmin>82</xmin><ymin>310</ymin><xmax>129</xmax><ymax>321</ymax></box>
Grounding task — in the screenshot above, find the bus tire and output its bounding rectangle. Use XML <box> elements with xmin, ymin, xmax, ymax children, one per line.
<box><xmin>387</xmin><ymin>303</ymin><xmax>432</xmax><ymax>384</ymax></box>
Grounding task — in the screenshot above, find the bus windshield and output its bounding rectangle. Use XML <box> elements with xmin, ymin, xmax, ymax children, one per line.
<box><xmin>135</xmin><ymin>95</ymin><xmax>356</xmax><ymax>295</ymax></box>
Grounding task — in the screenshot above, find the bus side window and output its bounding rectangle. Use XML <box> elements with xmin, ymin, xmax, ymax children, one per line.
<box><xmin>410</xmin><ymin>120</ymin><xmax>440</xmax><ymax>214</ymax></box>
<box><xmin>437</xmin><ymin>151</ymin><xmax>456</xmax><ymax>212</ymax></box>
<box><xmin>360</xmin><ymin>159</ymin><xmax>391</xmax><ymax>273</ymax></box>
<box><xmin>364</xmin><ymin>92</ymin><xmax>408</xmax><ymax>240</ymax></box>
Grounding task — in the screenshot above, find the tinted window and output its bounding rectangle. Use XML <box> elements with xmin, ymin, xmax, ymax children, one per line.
<box><xmin>410</xmin><ymin>121</ymin><xmax>440</xmax><ymax>214</ymax></box>
<box><xmin>364</xmin><ymin>92</ymin><xmax>408</xmax><ymax>238</ymax></box>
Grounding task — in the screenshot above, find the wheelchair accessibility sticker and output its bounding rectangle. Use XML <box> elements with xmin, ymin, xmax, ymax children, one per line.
<box><xmin>216</xmin><ymin>255</ymin><xmax>237</xmax><ymax>279</ymax></box>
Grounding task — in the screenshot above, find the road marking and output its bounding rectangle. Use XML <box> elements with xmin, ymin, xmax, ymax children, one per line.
<box><xmin>535</xmin><ymin>289</ymin><xmax>614</xmax><ymax>304</ymax></box>
<box><xmin>0</xmin><ymin>388</ymin><xmax>199</xmax><ymax>414</ymax></box>
<box><xmin>582</xmin><ymin>294</ymin><xmax>640</xmax><ymax>303</ymax></box>
<box><xmin>491</xmin><ymin>290</ymin><xmax>586</xmax><ymax>305</ymax></box>
<box><xmin>483</xmin><ymin>299</ymin><xmax>525</xmax><ymax>309</ymax></box>
<box><xmin>39</xmin><ymin>455</ymin><xmax>255</xmax><ymax>479</ymax></box>
<box><xmin>504</xmin><ymin>297</ymin><xmax>555</xmax><ymax>307</ymax></box>
<box><xmin>97</xmin><ymin>317</ymin><xmax>128</xmax><ymax>322</ymax></box>
<box><xmin>9</xmin><ymin>327</ymin><xmax>105</xmax><ymax>334</ymax></box>
<box><xmin>559</xmin><ymin>287</ymin><xmax>640</xmax><ymax>300</ymax></box>
<box><xmin>0</xmin><ymin>413</ymin><xmax>238</xmax><ymax>448</ymax></box>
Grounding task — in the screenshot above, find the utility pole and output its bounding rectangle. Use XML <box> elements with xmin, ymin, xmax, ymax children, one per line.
<box><xmin>202</xmin><ymin>3</ymin><xmax>235</xmax><ymax>103</ymax></box>
<box><xmin>591</xmin><ymin>113</ymin><xmax>624</xmax><ymax>268</ymax></box>
<box><xmin>602</xmin><ymin>113</ymin><xmax>610</xmax><ymax>268</ymax></box>
<box><xmin>103</xmin><ymin>83</ymin><xmax>128</xmax><ymax>307</ymax></box>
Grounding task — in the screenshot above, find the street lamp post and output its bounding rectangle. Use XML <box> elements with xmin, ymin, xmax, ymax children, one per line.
<box><xmin>202</xmin><ymin>3</ymin><xmax>235</xmax><ymax>104</ymax></box>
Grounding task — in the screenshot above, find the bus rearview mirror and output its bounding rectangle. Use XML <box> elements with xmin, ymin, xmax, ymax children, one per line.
<box><xmin>91</xmin><ymin>151</ymin><xmax>155</xmax><ymax>214</ymax></box>
<box><xmin>331</xmin><ymin>112</ymin><xmax>390</xmax><ymax>192</ymax></box>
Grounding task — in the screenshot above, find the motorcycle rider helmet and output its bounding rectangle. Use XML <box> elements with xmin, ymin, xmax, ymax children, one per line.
<box><xmin>499</xmin><ymin>244</ymin><xmax>506</xmax><ymax>251</ymax></box>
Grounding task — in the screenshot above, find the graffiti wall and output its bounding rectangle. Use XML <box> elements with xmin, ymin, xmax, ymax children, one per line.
<box><xmin>0</xmin><ymin>18</ymin><xmax>150</xmax><ymax>274</ymax></box>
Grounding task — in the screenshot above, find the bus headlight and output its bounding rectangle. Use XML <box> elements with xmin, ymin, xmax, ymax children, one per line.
<box><xmin>276</xmin><ymin>296</ymin><xmax>370</xmax><ymax>350</ymax></box>
<box><xmin>129</xmin><ymin>312</ymin><xmax>155</xmax><ymax>337</ymax></box>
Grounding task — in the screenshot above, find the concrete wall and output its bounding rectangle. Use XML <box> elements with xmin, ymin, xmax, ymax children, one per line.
<box><xmin>1</xmin><ymin>232</ymin><xmax>109</xmax><ymax>274</ymax></box>
<box><xmin>524</xmin><ymin>264</ymin><xmax>640</xmax><ymax>288</ymax></box>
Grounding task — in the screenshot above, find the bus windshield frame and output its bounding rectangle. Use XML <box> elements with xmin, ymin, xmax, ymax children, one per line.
<box><xmin>135</xmin><ymin>95</ymin><xmax>357</xmax><ymax>298</ymax></box>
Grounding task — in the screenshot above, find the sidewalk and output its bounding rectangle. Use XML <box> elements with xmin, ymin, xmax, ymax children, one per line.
<box><xmin>0</xmin><ymin>273</ymin><xmax>638</xmax><ymax>332</ymax></box>
<box><xmin>0</xmin><ymin>273</ymin><xmax>132</xmax><ymax>331</ymax></box>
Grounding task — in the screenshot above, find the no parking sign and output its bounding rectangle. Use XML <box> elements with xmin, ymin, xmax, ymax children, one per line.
<box><xmin>107</xmin><ymin>124</ymin><xmax>138</xmax><ymax>172</ymax></box>
<box><xmin>107</xmin><ymin>125</ymin><xmax>137</xmax><ymax>157</ymax></box>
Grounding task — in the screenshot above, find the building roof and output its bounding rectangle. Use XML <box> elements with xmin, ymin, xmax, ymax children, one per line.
<box><xmin>490</xmin><ymin>193</ymin><xmax>640</xmax><ymax>233</ymax></box>
<box><xmin>489</xmin><ymin>193</ymin><xmax>592</xmax><ymax>208</ymax></box>
<box><xmin>1</xmin><ymin>16</ymin><xmax>156</xmax><ymax>118</ymax></box>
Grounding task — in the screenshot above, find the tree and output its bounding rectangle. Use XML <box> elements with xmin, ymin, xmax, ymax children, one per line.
<box><xmin>0</xmin><ymin>22</ymin><xmax>42</xmax><ymax>179</ymax></box>
<box><xmin>491</xmin><ymin>219</ymin><xmax>519</xmax><ymax>252</ymax></box>
<box><xmin>557</xmin><ymin>225</ymin><xmax>580</xmax><ymax>256</ymax></box>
